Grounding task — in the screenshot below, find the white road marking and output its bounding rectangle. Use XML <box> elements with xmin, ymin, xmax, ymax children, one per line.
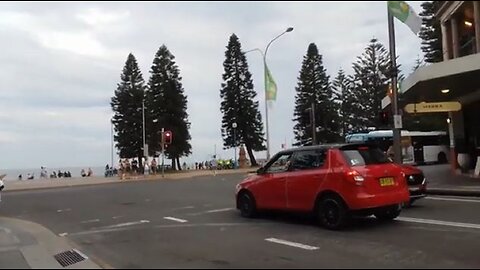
<box><xmin>56</xmin><ymin>208</ymin><xmax>71</xmax><ymax>213</ymax></box>
<box><xmin>188</xmin><ymin>208</ymin><xmax>235</xmax><ymax>216</ymax></box>
<box><xmin>70</xmin><ymin>222</ymin><xmax>261</xmax><ymax>236</ymax></box>
<box><xmin>265</xmin><ymin>238</ymin><xmax>319</xmax><ymax>250</ymax></box>
<box><xmin>205</xmin><ymin>208</ymin><xmax>234</xmax><ymax>213</ymax></box>
<box><xmin>103</xmin><ymin>220</ymin><xmax>150</xmax><ymax>229</ymax></box>
<box><xmin>398</xmin><ymin>217</ymin><xmax>480</xmax><ymax>230</ymax></box>
<box><xmin>59</xmin><ymin>233</ymin><xmax>68</xmax><ymax>237</ymax></box>
<box><xmin>426</xmin><ymin>196</ymin><xmax>480</xmax><ymax>203</ymax></box>
<box><xmin>73</xmin><ymin>249</ymin><xmax>89</xmax><ymax>259</ymax></box>
<box><xmin>112</xmin><ymin>215</ymin><xmax>124</xmax><ymax>219</ymax></box>
<box><xmin>81</xmin><ymin>219</ymin><xmax>100</xmax><ymax>224</ymax></box>
<box><xmin>163</xmin><ymin>217</ymin><xmax>188</xmax><ymax>223</ymax></box>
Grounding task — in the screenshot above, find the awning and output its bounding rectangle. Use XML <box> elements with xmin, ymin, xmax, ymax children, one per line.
<box><xmin>383</xmin><ymin>53</ymin><xmax>480</xmax><ymax>109</ymax></box>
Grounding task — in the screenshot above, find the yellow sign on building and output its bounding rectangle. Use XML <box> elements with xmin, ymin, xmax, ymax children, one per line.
<box><xmin>404</xmin><ymin>102</ymin><xmax>461</xmax><ymax>113</ymax></box>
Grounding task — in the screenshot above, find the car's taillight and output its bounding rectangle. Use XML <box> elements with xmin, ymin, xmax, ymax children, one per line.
<box><xmin>345</xmin><ymin>170</ymin><xmax>364</xmax><ymax>185</ymax></box>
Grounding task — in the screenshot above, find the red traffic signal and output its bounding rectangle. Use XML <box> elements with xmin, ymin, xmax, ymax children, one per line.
<box><xmin>379</xmin><ymin>111</ymin><xmax>390</xmax><ymax>126</ymax></box>
<box><xmin>164</xmin><ymin>131</ymin><xmax>173</xmax><ymax>144</ymax></box>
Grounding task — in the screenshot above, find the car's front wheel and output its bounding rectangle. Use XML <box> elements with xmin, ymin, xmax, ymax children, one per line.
<box><xmin>317</xmin><ymin>196</ymin><xmax>349</xmax><ymax>230</ymax></box>
<box><xmin>238</xmin><ymin>192</ymin><xmax>257</xmax><ymax>218</ymax></box>
<box><xmin>375</xmin><ymin>205</ymin><xmax>401</xmax><ymax>220</ymax></box>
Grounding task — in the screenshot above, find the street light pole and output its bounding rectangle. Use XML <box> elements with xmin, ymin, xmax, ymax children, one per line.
<box><xmin>305</xmin><ymin>102</ymin><xmax>316</xmax><ymax>145</ymax></box>
<box><xmin>111</xmin><ymin>118</ymin><xmax>114</xmax><ymax>168</ymax></box>
<box><xmin>245</xmin><ymin>27</ymin><xmax>293</xmax><ymax>160</ymax></box>
<box><xmin>142</xmin><ymin>101</ymin><xmax>146</xmax><ymax>158</ymax></box>
<box><xmin>310</xmin><ymin>102</ymin><xmax>316</xmax><ymax>145</ymax></box>
<box><xmin>387</xmin><ymin>9</ymin><xmax>402</xmax><ymax>164</ymax></box>
<box><xmin>161</xmin><ymin>127</ymin><xmax>165</xmax><ymax>178</ymax></box>
<box><xmin>232</xmin><ymin>122</ymin><xmax>237</xmax><ymax>168</ymax></box>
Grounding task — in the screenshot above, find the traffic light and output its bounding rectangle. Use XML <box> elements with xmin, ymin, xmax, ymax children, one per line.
<box><xmin>164</xmin><ymin>131</ymin><xmax>173</xmax><ymax>144</ymax></box>
<box><xmin>379</xmin><ymin>111</ymin><xmax>390</xmax><ymax>126</ymax></box>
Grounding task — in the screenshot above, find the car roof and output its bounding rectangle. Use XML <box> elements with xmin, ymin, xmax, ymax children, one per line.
<box><xmin>277</xmin><ymin>143</ymin><xmax>373</xmax><ymax>155</ymax></box>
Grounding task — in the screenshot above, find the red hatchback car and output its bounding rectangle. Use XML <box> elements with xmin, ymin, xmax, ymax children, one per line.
<box><xmin>236</xmin><ymin>144</ymin><xmax>410</xmax><ymax>230</ymax></box>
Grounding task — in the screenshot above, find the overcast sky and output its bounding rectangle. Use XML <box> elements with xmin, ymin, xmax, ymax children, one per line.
<box><xmin>0</xmin><ymin>1</ymin><xmax>423</xmax><ymax>169</ymax></box>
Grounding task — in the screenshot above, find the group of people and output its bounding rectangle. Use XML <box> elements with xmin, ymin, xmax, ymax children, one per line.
<box><xmin>194</xmin><ymin>159</ymin><xmax>235</xmax><ymax>170</ymax></box>
<box><xmin>80</xmin><ymin>168</ymin><xmax>94</xmax><ymax>177</ymax></box>
<box><xmin>49</xmin><ymin>170</ymin><xmax>72</xmax><ymax>178</ymax></box>
<box><xmin>17</xmin><ymin>167</ymin><xmax>92</xmax><ymax>180</ymax></box>
<box><xmin>104</xmin><ymin>164</ymin><xmax>118</xmax><ymax>177</ymax></box>
<box><xmin>18</xmin><ymin>173</ymin><xmax>35</xmax><ymax>180</ymax></box>
<box><xmin>118</xmin><ymin>158</ymin><xmax>159</xmax><ymax>180</ymax></box>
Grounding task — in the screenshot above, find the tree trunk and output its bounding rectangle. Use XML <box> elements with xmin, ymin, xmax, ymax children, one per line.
<box><xmin>138</xmin><ymin>154</ymin><xmax>143</xmax><ymax>174</ymax></box>
<box><xmin>171</xmin><ymin>158</ymin><xmax>176</xmax><ymax>170</ymax></box>
<box><xmin>245</xmin><ymin>145</ymin><xmax>258</xmax><ymax>167</ymax></box>
<box><xmin>176</xmin><ymin>157</ymin><xmax>182</xmax><ymax>171</ymax></box>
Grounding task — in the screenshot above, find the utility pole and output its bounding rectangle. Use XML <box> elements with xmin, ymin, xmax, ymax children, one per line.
<box><xmin>306</xmin><ymin>102</ymin><xmax>316</xmax><ymax>145</ymax></box>
<box><xmin>161</xmin><ymin>128</ymin><xmax>165</xmax><ymax>178</ymax></box>
<box><xmin>388</xmin><ymin>8</ymin><xmax>403</xmax><ymax>164</ymax></box>
<box><xmin>311</xmin><ymin>102</ymin><xmax>316</xmax><ymax>145</ymax></box>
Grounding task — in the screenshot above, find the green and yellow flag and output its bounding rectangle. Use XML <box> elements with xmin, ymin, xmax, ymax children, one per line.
<box><xmin>264</xmin><ymin>63</ymin><xmax>277</xmax><ymax>101</ymax></box>
<box><xmin>388</xmin><ymin>1</ymin><xmax>422</xmax><ymax>35</ymax></box>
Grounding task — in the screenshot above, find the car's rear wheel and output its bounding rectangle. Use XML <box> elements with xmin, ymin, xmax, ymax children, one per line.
<box><xmin>238</xmin><ymin>192</ymin><xmax>257</xmax><ymax>218</ymax></box>
<box><xmin>375</xmin><ymin>205</ymin><xmax>401</xmax><ymax>220</ymax></box>
<box><xmin>317</xmin><ymin>196</ymin><xmax>349</xmax><ymax>230</ymax></box>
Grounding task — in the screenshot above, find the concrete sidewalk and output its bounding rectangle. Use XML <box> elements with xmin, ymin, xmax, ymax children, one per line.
<box><xmin>0</xmin><ymin>217</ymin><xmax>101</xmax><ymax>269</ymax></box>
<box><xmin>419</xmin><ymin>164</ymin><xmax>480</xmax><ymax>197</ymax></box>
<box><xmin>2</xmin><ymin>168</ymin><xmax>255</xmax><ymax>192</ymax></box>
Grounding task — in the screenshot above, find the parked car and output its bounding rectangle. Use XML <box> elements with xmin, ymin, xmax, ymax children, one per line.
<box><xmin>235</xmin><ymin>143</ymin><xmax>410</xmax><ymax>230</ymax></box>
<box><xmin>399</xmin><ymin>164</ymin><xmax>427</xmax><ymax>206</ymax></box>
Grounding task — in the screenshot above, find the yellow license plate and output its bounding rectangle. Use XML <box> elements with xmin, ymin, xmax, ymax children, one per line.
<box><xmin>379</xmin><ymin>177</ymin><xmax>395</xmax><ymax>186</ymax></box>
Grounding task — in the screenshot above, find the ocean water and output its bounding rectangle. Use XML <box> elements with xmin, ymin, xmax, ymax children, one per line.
<box><xmin>0</xmin><ymin>166</ymin><xmax>106</xmax><ymax>181</ymax></box>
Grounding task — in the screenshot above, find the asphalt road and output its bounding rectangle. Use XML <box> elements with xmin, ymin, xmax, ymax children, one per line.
<box><xmin>1</xmin><ymin>173</ymin><xmax>480</xmax><ymax>268</ymax></box>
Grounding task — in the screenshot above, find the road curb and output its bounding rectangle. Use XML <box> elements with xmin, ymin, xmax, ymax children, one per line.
<box><xmin>426</xmin><ymin>188</ymin><xmax>480</xmax><ymax>197</ymax></box>
<box><xmin>0</xmin><ymin>217</ymin><xmax>101</xmax><ymax>269</ymax></box>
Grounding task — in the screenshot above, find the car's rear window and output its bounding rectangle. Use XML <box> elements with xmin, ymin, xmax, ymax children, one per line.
<box><xmin>341</xmin><ymin>146</ymin><xmax>391</xmax><ymax>166</ymax></box>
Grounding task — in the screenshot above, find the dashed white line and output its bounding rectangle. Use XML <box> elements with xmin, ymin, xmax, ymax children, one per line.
<box><xmin>70</xmin><ymin>222</ymin><xmax>261</xmax><ymax>236</ymax></box>
<box><xmin>81</xmin><ymin>219</ymin><xmax>100</xmax><ymax>224</ymax></box>
<box><xmin>188</xmin><ymin>208</ymin><xmax>235</xmax><ymax>216</ymax></box>
<box><xmin>205</xmin><ymin>208</ymin><xmax>234</xmax><ymax>214</ymax></box>
<box><xmin>112</xmin><ymin>215</ymin><xmax>124</xmax><ymax>219</ymax></box>
<box><xmin>163</xmin><ymin>217</ymin><xmax>188</xmax><ymax>223</ymax></box>
<box><xmin>398</xmin><ymin>217</ymin><xmax>480</xmax><ymax>230</ymax></box>
<box><xmin>56</xmin><ymin>208</ymin><xmax>71</xmax><ymax>213</ymax></box>
<box><xmin>58</xmin><ymin>233</ymin><xmax>68</xmax><ymax>237</ymax></box>
<box><xmin>265</xmin><ymin>238</ymin><xmax>319</xmax><ymax>250</ymax></box>
<box><xmin>426</xmin><ymin>196</ymin><xmax>480</xmax><ymax>203</ymax></box>
<box><xmin>103</xmin><ymin>220</ymin><xmax>150</xmax><ymax>229</ymax></box>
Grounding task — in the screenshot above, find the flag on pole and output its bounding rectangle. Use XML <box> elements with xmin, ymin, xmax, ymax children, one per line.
<box><xmin>264</xmin><ymin>63</ymin><xmax>277</xmax><ymax>101</ymax></box>
<box><xmin>388</xmin><ymin>1</ymin><xmax>422</xmax><ymax>35</ymax></box>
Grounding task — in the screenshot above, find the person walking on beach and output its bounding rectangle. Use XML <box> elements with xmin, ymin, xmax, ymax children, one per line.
<box><xmin>151</xmin><ymin>159</ymin><xmax>157</xmax><ymax>175</ymax></box>
<box><xmin>0</xmin><ymin>174</ymin><xmax>5</xmax><ymax>202</ymax></box>
<box><xmin>211</xmin><ymin>158</ymin><xmax>218</xmax><ymax>176</ymax></box>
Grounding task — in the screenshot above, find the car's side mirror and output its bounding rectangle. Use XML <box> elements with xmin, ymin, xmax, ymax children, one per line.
<box><xmin>256</xmin><ymin>167</ymin><xmax>265</xmax><ymax>174</ymax></box>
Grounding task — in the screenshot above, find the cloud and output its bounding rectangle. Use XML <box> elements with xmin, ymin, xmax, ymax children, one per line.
<box><xmin>76</xmin><ymin>8</ymin><xmax>130</xmax><ymax>26</ymax></box>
